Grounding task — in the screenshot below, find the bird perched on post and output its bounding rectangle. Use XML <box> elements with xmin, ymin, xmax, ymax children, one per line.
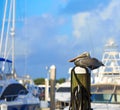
<box><xmin>69</xmin><ymin>52</ymin><xmax>104</xmax><ymax>70</ymax></box>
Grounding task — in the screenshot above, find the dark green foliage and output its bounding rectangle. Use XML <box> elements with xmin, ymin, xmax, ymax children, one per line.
<box><xmin>34</xmin><ymin>78</ymin><xmax>66</xmax><ymax>85</ymax></box>
<box><xmin>56</xmin><ymin>78</ymin><xmax>66</xmax><ymax>84</ymax></box>
<box><xmin>34</xmin><ymin>78</ymin><xmax>45</xmax><ymax>85</ymax></box>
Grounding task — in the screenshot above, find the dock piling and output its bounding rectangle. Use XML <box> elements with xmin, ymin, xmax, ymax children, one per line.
<box><xmin>49</xmin><ymin>65</ymin><xmax>56</xmax><ymax>110</ymax></box>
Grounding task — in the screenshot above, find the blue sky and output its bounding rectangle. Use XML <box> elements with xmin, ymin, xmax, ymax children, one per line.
<box><xmin>1</xmin><ymin>0</ymin><xmax>120</xmax><ymax>79</ymax></box>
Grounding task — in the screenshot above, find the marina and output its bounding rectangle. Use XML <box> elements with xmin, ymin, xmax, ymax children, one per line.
<box><xmin>0</xmin><ymin>0</ymin><xmax>120</xmax><ymax>110</ymax></box>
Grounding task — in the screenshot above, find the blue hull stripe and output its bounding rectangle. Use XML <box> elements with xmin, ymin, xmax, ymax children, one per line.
<box><xmin>8</xmin><ymin>104</ymin><xmax>40</xmax><ymax>110</ymax></box>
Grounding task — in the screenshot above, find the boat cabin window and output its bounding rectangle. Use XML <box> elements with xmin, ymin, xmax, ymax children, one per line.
<box><xmin>91</xmin><ymin>93</ymin><xmax>120</xmax><ymax>103</ymax></box>
<box><xmin>91</xmin><ymin>94</ymin><xmax>111</xmax><ymax>102</ymax></box>
<box><xmin>91</xmin><ymin>85</ymin><xmax>120</xmax><ymax>103</ymax></box>
<box><xmin>56</xmin><ymin>87</ymin><xmax>71</xmax><ymax>92</ymax></box>
<box><xmin>91</xmin><ymin>85</ymin><xmax>114</xmax><ymax>93</ymax></box>
<box><xmin>0</xmin><ymin>83</ymin><xmax>28</xmax><ymax>101</ymax></box>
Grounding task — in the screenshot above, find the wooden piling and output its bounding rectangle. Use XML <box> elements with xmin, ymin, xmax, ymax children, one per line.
<box><xmin>71</xmin><ymin>66</ymin><xmax>91</xmax><ymax>110</ymax></box>
<box><xmin>49</xmin><ymin>65</ymin><xmax>56</xmax><ymax>110</ymax></box>
<box><xmin>45</xmin><ymin>78</ymin><xmax>49</xmax><ymax>101</ymax></box>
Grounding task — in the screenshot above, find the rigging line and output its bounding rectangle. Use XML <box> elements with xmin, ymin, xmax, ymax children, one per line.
<box><xmin>0</xmin><ymin>0</ymin><xmax>8</xmax><ymax>55</ymax></box>
<box><xmin>2</xmin><ymin>0</ymin><xmax>13</xmax><ymax>72</ymax></box>
<box><xmin>1</xmin><ymin>47</ymin><xmax>12</xmax><ymax>73</ymax></box>
<box><xmin>23</xmin><ymin>0</ymin><xmax>31</xmax><ymax>75</ymax></box>
<box><xmin>4</xmin><ymin>0</ymin><xmax>13</xmax><ymax>59</ymax></box>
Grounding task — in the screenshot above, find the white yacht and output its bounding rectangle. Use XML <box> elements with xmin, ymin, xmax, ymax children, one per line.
<box><xmin>91</xmin><ymin>39</ymin><xmax>120</xmax><ymax>110</ymax></box>
<box><xmin>55</xmin><ymin>81</ymin><xmax>71</xmax><ymax>109</ymax></box>
<box><xmin>0</xmin><ymin>77</ymin><xmax>40</xmax><ymax>110</ymax></box>
<box><xmin>55</xmin><ymin>81</ymin><xmax>71</xmax><ymax>103</ymax></box>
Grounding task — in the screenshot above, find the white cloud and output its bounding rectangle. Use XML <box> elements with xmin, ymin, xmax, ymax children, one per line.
<box><xmin>14</xmin><ymin>13</ymin><xmax>70</xmax><ymax>59</ymax></box>
<box><xmin>56</xmin><ymin>35</ymin><xmax>68</xmax><ymax>45</ymax></box>
<box><xmin>72</xmin><ymin>12</ymin><xmax>90</xmax><ymax>38</ymax></box>
<box><xmin>73</xmin><ymin>12</ymin><xmax>90</xmax><ymax>28</ymax></box>
<box><xmin>100</xmin><ymin>0</ymin><xmax>120</xmax><ymax>20</ymax></box>
<box><xmin>72</xmin><ymin>0</ymin><xmax>120</xmax><ymax>44</ymax></box>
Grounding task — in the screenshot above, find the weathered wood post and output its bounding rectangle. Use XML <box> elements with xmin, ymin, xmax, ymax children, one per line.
<box><xmin>49</xmin><ymin>65</ymin><xmax>56</xmax><ymax>110</ymax></box>
<box><xmin>45</xmin><ymin>78</ymin><xmax>49</xmax><ymax>101</ymax></box>
<box><xmin>71</xmin><ymin>66</ymin><xmax>91</xmax><ymax>110</ymax></box>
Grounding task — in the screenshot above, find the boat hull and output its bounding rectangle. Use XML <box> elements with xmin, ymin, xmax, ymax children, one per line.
<box><xmin>6</xmin><ymin>104</ymin><xmax>40</xmax><ymax>110</ymax></box>
<box><xmin>91</xmin><ymin>103</ymin><xmax>120</xmax><ymax>110</ymax></box>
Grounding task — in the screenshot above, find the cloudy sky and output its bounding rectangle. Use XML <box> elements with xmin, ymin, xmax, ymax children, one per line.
<box><xmin>1</xmin><ymin>0</ymin><xmax>120</xmax><ymax>79</ymax></box>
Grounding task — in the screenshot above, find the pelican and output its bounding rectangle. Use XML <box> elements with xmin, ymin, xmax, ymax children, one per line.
<box><xmin>69</xmin><ymin>52</ymin><xmax>104</xmax><ymax>70</ymax></box>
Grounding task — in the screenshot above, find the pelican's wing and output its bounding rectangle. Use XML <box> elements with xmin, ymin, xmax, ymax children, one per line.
<box><xmin>69</xmin><ymin>52</ymin><xmax>90</xmax><ymax>62</ymax></box>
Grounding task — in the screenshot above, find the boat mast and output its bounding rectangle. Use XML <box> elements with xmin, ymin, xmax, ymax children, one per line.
<box><xmin>0</xmin><ymin>0</ymin><xmax>16</xmax><ymax>79</ymax></box>
<box><xmin>11</xmin><ymin>0</ymin><xmax>16</xmax><ymax>76</ymax></box>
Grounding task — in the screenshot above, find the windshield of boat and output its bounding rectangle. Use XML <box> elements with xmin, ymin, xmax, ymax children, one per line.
<box><xmin>91</xmin><ymin>93</ymin><xmax>120</xmax><ymax>104</ymax></box>
<box><xmin>56</xmin><ymin>87</ymin><xmax>71</xmax><ymax>92</ymax></box>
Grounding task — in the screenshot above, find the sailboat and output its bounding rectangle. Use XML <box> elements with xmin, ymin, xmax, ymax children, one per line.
<box><xmin>91</xmin><ymin>39</ymin><xmax>120</xmax><ymax>110</ymax></box>
<box><xmin>0</xmin><ymin>0</ymin><xmax>40</xmax><ymax>109</ymax></box>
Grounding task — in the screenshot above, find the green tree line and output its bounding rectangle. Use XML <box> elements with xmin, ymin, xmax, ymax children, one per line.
<box><xmin>34</xmin><ymin>78</ymin><xmax>66</xmax><ymax>85</ymax></box>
